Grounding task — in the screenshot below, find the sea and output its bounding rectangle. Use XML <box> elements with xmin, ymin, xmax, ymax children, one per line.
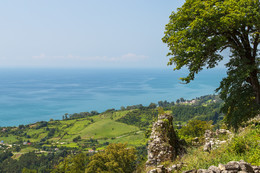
<box><xmin>0</xmin><ymin>68</ymin><xmax>226</xmax><ymax>127</ymax></box>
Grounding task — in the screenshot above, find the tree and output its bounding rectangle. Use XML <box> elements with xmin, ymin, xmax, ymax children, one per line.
<box><xmin>162</xmin><ymin>0</ymin><xmax>260</xmax><ymax>129</ymax></box>
<box><xmin>179</xmin><ymin>120</ymin><xmax>212</xmax><ymax>138</ymax></box>
<box><xmin>51</xmin><ymin>153</ymin><xmax>88</xmax><ymax>173</ymax></box>
<box><xmin>148</xmin><ymin>102</ymin><xmax>157</xmax><ymax>109</ymax></box>
<box><xmin>85</xmin><ymin>143</ymin><xmax>136</xmax><ymax>173</ymax></box>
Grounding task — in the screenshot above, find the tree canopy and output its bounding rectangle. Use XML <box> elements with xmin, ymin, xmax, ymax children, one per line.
<box><xmin>162</xmin><ymin>0</ymin><xmax>260</xmax><ymax>129</ymax></box>
<box><xmin>85</xmin><ymin>143</ymin><xmax>136</xmax><ymax>173</ymax></box>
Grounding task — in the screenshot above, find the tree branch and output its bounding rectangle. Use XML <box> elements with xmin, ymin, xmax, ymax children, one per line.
<box><xmin>253</xmin><ymin>33</ymin><xmax>259</xmax><ymax>59</ymax></box>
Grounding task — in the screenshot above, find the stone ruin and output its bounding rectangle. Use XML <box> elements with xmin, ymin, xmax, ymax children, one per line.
<box><xmin>148</xmin><ymin>160</ymin><xmax>260</xmax><ymax>173</ymax></box>
<box><xmin>203</xmin><ymin>129</ymin><xmax>233</xmax><ymax>152</ymax></box>
<box><xmin>183</xmin><ymin>160</ymin><xmax>260</xmax><ymax>173</ymax></box>
<box><xmin>146</xmin><ymin>113</ymin><xmax>186</xmax><ymax>168</ymax></box>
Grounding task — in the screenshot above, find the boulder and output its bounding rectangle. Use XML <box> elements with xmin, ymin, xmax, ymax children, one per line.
<box><xmin>238</xmin><ymin>161</ymin><xmax>254</xmax><ymax>172</ymax></box>
<box><xmin>197</xmin><ymin>169</ymin><xmax>214</xmax><ymax>173</ymax></box>
<box><xmin>221</xmin><ymin>171</ymin><xmax>237</xmax><ymax>173</ymax></box>
<box><xmin>219</xmin><ymin>163</ymin><xmax>226</xmax><ymax>171</ymax></box>
<box><xmin>203</xmin><ymin>142</ymin><xmax>211</xmax><ymax>152</ymax></box>
<box><xmin>208</xmin><ymin>165</ymin><xmax>221</xmax><ymax>173</ymax></box>
<box><xmin>224</xmin><ymin>161</ymin><xmax>240</xmax><ymax>171</ymax></box>
<box><xmin>252</xmin><ymin>166</ymin><xmax>260</xmax><ymax>172</ymax></box>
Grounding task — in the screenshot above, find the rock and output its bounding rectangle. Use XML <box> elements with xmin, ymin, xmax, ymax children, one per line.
<box><xmin>205</xmin><ymin>130</ymin><xmax>213</xmax><ymax>138</ymax></box>
<box><xmin>146</xmin><ymin>113</ymin><xmax>186</xmax><ymax>167</ymax></box>
<box><xmin>177</xmin><ymin>163</ymin><xmax>184</xmax><ymax>169</ymax></box>
<box><xmin>167</xmin><ymin>164</ymin><xmax>178</xmax><ymax>172</ymax></box>
<box><xmin>171</xmin><ymin>164</ymin><xmax>177</xmax><ymax>170</ymax></box>
<box><xmin>182</xmin><ymin>169</ymin><xmax>197</xmax><ymax>173</ymax></box>
<box><xmin>157</xmin><ymin>165</ymin><xmax>165</xmax><ymax>169</ymax></box>
<box><xmin>225</xmin><ymin>161</ymin><xmax>240</xmax><ymax>171</ymax></box>
<box><xmin>219</xmin><ymin>163</ymin><xmax>226</xmax><ymax>171</ymax></box>
<box><xmin>221</xmin><ymin>171</ymin><xmax>237</xmax><ymax>173</ymax></box>
<box><xmin>181</xmin><ymin>161</ymin><xmax>259</xmax><ymax>173</ymax></box>
<box><xmin>148</xmin><ymin>165</ymin><xmax>167</xmax><ymax>173</ymax></box>
<box><xmin>203</xmin><ymin>142</ymin><xmax>211</xmax><ymax>152</ymax></box>
<box><xmin>219</xmin><ymin>141</ymin><xmax>227</xmax><ymax>144</ymax></box>
<box><xmin>149</xmin><ymin>169</ymin><xmax>158</xmax><ymax>173</ymax></box>
<box><xmin>197</xmin><ymin>169</ymin><xmax>214</xmax><ymax>173</ymax></box>
<box><xmin>208</xmin><ymin>165</ymin><xmax>221</xmax><ymax>173</ymax></box>
<box><xmin>238</xmin><ymin>161</ymin><xmax>254</xmax><ymax>172</ymax></box>
<box><xmin>252</xmin><ymin>166</ymin><xmax>260</xmax><ymax>171</ymax></box>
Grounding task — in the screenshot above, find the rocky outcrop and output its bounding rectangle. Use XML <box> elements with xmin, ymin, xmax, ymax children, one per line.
<box><xmin>203</xmin><ymin>129</ymin><xmax>232</xmax><ymax>152</ymax></box>
<box><xmin>146</xmin><ymin>113</ymin><xmax>186</xmax><ymax>168</ymax></box>
<box><xmin>183</xmin><ymin>161</ymin><xmax>260</xmax><ymax>173</ymax></box>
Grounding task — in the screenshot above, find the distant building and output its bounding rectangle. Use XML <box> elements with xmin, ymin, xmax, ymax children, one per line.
<box><xmin>88</xmin><ymin>149</ymin><xmax>95</xmax><ymax>153</ymax></box>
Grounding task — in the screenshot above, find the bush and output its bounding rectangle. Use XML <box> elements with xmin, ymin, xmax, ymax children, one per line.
<box><xmin>73</xmin><ymin>136</ymin><xmax>81</xmax><ymax>142</ymax></box>
<box><xmin>86</xmin><ymin>143</ymin><xmax>136</xmax><ymax>173</ymax></box>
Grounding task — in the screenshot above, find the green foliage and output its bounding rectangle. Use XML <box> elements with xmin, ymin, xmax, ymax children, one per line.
<box><xmin>22</xmin><ymin>168</ymin><xmax>37</xmax><ymax>173</ymax></box>
<box><xmin>157</xmin><ymin>107</ymin><xmax>165</xmax><ymax>115</ymax></box>
<box><xmin>176</xmin><ymin>125</ymin><xmax>260</xmax><ymax>171</ymax></box>
<box><xmin>85</xmin><ymin>143</ymin><xmax>137</xmax><ymax>173</ymax></box>
<box><xmin>52</xmin><ymin>153</ymin><xmax>89</xmax><ymax>173</ymax></box>
<box><xmin>116</xmin><ymin>109</ymin><xmax>158</xmax><ymax>130</ymax></box>
<box><xmin>163</xmin><ymin>0</ymin><xmax>260</xmax><ymax>129</ymax></box>
<box><xmin>0</xmin><ymin>151</ymin><xmax>70</xmax><ymax>173</ymax></box>
<box><xmin>73</xmin><ymin>135</ymin><xmax>81</xmax><ymax>142</ymax></box>
<box><xmin>179</xmin><ymin>120</ymin><xmax>212</xmax><ymax>139</ymax></box>
<box><xmin>172</xmin><ymin>103</ymin><xmax>222</xmax><ymax>123</ymax></box>
<box><xmin>227</xmin><ymin>126</ymin><xmax>260</xmax><ymax>164</ymax></box>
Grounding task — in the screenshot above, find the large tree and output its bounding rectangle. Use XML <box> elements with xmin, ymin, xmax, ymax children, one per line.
<box><xmin>162</xmin><ymin>0</ymin><xmax>259</xmax><ymax>129</ymax></box>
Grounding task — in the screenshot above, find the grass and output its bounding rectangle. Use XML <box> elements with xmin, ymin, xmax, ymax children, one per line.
<box><xmin>0</xmin><ymin>135</ymin><xmax>19</xmax><ymax>143</ymax></box>
<box><xmin>171</xmin><ymin>124</ymin><xmax>260</xmax><ymax>172</ymax></box>
<box><xmin>98</xmin><ymin>131</ymin><xmax>147</xmax><ymax>147</ymax></box>
<box><xmin>78</xmin><ymin>119</ymin><xmax>139</xmax><ymax>139</ymax></box>
<box><xmin>139</xmin><ymin>124</ymin><xmax>260</xmax><ymax>173</ymax></box>
<box><xmin>0</xmin><ymin>109</ymin><xmax>146</xmax><ymax>152</ymax></box>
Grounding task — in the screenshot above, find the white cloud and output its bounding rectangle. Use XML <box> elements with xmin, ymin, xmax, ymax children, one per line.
<box><xmin>32</xmin><ymin>53</ymin><xmax>148</xmax><ymax>63</ymax></box>
<box><xmin>32</xmin><ymin>53</ymin><xmax>46</xmax><ymax>59</ymax></box>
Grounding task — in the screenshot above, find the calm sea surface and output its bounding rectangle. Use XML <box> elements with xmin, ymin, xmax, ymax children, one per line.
<box><xmin>0</xmin><ymin>68</ymin><xmax>226</xmax><ymax>126</ymax></box>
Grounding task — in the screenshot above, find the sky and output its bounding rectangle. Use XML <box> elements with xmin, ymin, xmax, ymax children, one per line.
<box><xmin>0</xmin><ymin>0</ymin><xmax>229</xmax><ymax>69</ymax></box>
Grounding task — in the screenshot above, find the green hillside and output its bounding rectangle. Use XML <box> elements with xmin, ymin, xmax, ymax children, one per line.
<box><xmin>0</xmin><ymin>94</ymin><xmax>225</xmax><ymax>172</ymax></box>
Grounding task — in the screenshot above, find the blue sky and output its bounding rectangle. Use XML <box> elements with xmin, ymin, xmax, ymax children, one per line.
<box><xmin>0</xmin><ymin>0</ymin><xmax>187</xmax><ymax>68</ymax></box>
<box><xmin>0</xmin><ymin>0</ymin><xmax>229</xmax><ymax>69</ymax></box>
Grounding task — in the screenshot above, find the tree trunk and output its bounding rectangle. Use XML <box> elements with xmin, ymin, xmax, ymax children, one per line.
<box><xmin>250</xmin><ymin>69</ymin><xmax>260</xmax><ymax>105</ymax></box>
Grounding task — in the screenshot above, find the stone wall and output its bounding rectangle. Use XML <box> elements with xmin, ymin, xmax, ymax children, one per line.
<box><xmin>183</xmin><ymin>160</ymin><xmax>260</xmax><ymax>173</ymax></box>
<box><xmin>148</xmin><ymin>161</ymin><xmax>260</xmax><ymax>173</ymax></box>
<box><xmin>203</xmin><ymin>129</ymin><xmax>233</xmax><ymax>152</ymax></box>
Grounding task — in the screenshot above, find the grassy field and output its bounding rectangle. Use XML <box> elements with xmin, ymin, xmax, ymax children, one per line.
<box><xmin>0</xmin><ymin>109</ymin><xmax>147</xmax><ymax>151</ymax></box>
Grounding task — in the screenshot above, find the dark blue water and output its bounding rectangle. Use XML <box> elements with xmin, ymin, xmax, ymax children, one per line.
<box><xmin>0</xmin><ymin>68</ymin><xmax>226</xmax><ymax>126</ymax></box>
